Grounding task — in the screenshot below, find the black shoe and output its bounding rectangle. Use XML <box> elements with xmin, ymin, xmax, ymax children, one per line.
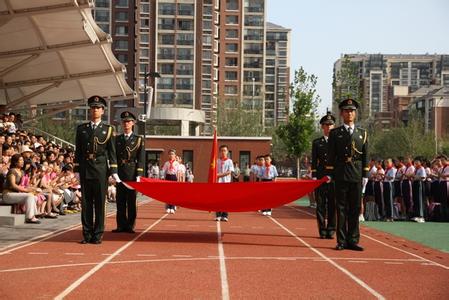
<box><xmin>326</xmin><ymin>234</ymin><xmax>334</xmax><ymax>239</ymax></box>
<box><xmin>90</xmin><ymin>239</ymin><xmax>102</xmax><ymax>245</ymax></box>
<box><xmin>125</xmin><ymin>228</ymin><xmax>135</xmax><ymax>233</ymax></box>
<box><xmin>79</xmin><ymin>239</ymin><xmax>89</xmax><ymax>244</ymax></box>
<box><xmin>346</xmin><ymin>244</ymin><xmax>364</xmax><ymax>251</ymax></box>
<box><xmin>112</xmin><ymin>228</ymin><xmax>125</xmax><ymax>233</ymax></box>
<box><xmin>335</xmin><ymin>244</ymin><xmax>345</xmax><ymax>250</ymax></box>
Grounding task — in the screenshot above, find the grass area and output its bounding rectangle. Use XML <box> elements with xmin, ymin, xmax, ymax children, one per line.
<box><xmin>293</xmin><ymin>197</ymin><xmax>449</xmax><ymax>253</ymax></box>
<box><xmin>362</xmin><ymin>221</ymin><xmax>449</xmax><ymax>253</ymax></box>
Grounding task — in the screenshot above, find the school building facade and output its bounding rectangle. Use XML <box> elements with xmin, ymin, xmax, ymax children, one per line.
<box><xmin>145</xmin><ymin>135</ymin><xmax>272</xmax><ymax>182</ymax></box>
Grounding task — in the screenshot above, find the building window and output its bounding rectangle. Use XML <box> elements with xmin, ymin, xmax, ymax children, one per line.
<box><xmin>176</xmin><ymin>78</ymin><xmax>194</xmax><ymax>90</ymax></box>
<box><xmin>98</xmin><ymin>23</ymin><xmax>109</xmax><ymax>33</ymax></box>
<box><xmin>224</xmin><ymin>85</ymin><xmax>238</xmax><ymax>95</ymax></box>
<box><xmin>115</xmin><ymin>25</ymin><xmax>128</xmax><ymax>36</ymax></box>
<box><xmin>158</xmin><ymin>48</ymin><xmax>175</xmax><ymax>60</ymax></box>
<box><xmin>177</xmin><ymin>33</ymin><xmax>194</xmax><ymax>45</ymax></box>
<box><xmin>96</xmin><ymin>0</ymin><xmax>109</xmax><ymax>8</ymax></box>
<box><xmin>176</xmin><ymin>93</ymin><xmax>193</xmax><ymax>105</ymax></box>
<box><xmin>159</xmin><ymin>34</ymin><xmax>175</xmax><ymax>45</ymax></box>
<box><xmin>95</xmin><ymin>10</ymin><xmax>109</xmax><ymax>22</ymax></box>
<box><xmin>183</xmin><ymin>150</ymin><xmax>194</xmax><ymax>172</ymax></box>
<box><xmin>239</xmin><ymin>151</ymin><xmax>250</xmax><ymax>169</ymax></box>
<box><xmin>159</xmin><ymin>18</ymin><xmax>175</xmax><ymax>30</ymax></box>
<box><xmin>159</xmin><ymin>3</ymin><xmax>176</xmax><ymax>15</ymax></box>
<box><xmin>226</xmin><ymin>0</ymin><xmax>239</xmax><ymax>10</ymax></box>
<box><xmin>140</xmin><ymin>34</ymin><xmax>149</xmax><ymax>43</ymax></box>
<box><xmin>177</xmin><ymin>63</ymin><xmax>193</xmax><ymax>75</ymax></box>
<box><xmin>177</xmin><ymin>48</ymin><xmax>194</xmax><ymax>60</ymax></box>
<box><xmin>177</xmin><ymin>19</ymin><xmax>194</xmax><ymax>31</ymax></box>
<box><xmin>115</xmin><ymin>40</ymin><xmax>128</xmax><ymax>50</ymax></box>
<box><xmin>116</xmin><ymin>0</ymin><xmax>128</xmax><ymax>8</ymax></box>
<box><xmin>159</xmin><ymin>63</ymin><xmax>174</xmax><ymax>75</ymax></box>
<box><xmin>116</xmin><ymin>54</ymin><xmax>128</xmax><ymax>64</ymax></box>
<box><xmin>178</xmin><ymin>3</ymin><xmax>194</xmax><ymax>16</ymax></box>
<box><xmin>225</xmin><ymin>57</ymin><xmax>238</xmax><ymax>67</ymax></box>
<box><xmin>225</xmin><ymin>43</ymin><xmax>238</xmax><ymax>52</ymax></box>
<box><xmin>225</xmin><ymin>29</ymin><xmax>238</xmax><ymax>39</ymax></box>
<box><xmin>159</xmin><ymin>92</ymin><xmax>175</xmax><ymax>104</ymax></box>
<box><xmin>226</xmin><ymin>15</ymin><xmax>238</xmax><ymax>24</ymax></box>
<box><xmin>116</xmin><ymin>11</ymin><xmax>128</xmax><ymax>21</ymax></box>
<box><xmin>225</xmin><ymin>71</ymin><xmax>238</xmax><ymax>81</ymax></box>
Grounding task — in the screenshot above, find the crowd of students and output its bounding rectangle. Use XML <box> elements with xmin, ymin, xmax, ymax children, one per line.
<box><xmin>0</xmin><ymin>112</ymin><xmax>80</xmax><ymax>224</ymax></box>
<box><xmin>362</xmin><ymin>155</ymin><xmax>449</xmax><ymax>223</ymax></box>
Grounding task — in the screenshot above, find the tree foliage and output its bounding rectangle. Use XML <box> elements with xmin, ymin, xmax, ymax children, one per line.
<box><xmin>333</xmin><ymin>56</ymin><xmax>365</xmax><ymax>117</ymax></box>
<box><xmin>276</xmin><ymin>67</ymin><xmax>320</xmax><ymax>178</ymax></box>
<box><xmin>369</xmin><ymin>115</ymin><xmax>438</xmax><ymax>159</ymax></box>
<box><xmin>216</xmin><ymin>101</ymin><xmax>265</xmax><ymax>136</ymax></box>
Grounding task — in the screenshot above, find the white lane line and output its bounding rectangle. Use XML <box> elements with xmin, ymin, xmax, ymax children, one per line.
<box><xmin>65</xmin><ymin>253</ymin><xmax>85</xmax><ymax>256</ymax></box>
<box><xmin>0</xmin><ymin>199</ymin><xmax>153</xmax><ymax>255</ymax></box>
<box><xmin>288</xmin><ymin>206</ymin><xmax>449</xmax><ymax>270</ymax></box>
<box><xmin>0</xmin><ymin>256</ymin><xmax>429</xmax><ymax>274</ymax></box>
<box><xmin>269</xmin><ymin>216</ymin><xmax>385</xmax><ymax>300</ymax></box>
<box><xmin>28</xmin><ymin>252</ymin><xmax>48</xmax><ymax>255</ymax></box>
<box><xmin>384</xmin><ymin>262</ymin><xmax>403</xmax><ymax>265</ymax></box>
<box><xmin>361</xmin><ymin>234</ymin><xmax>449</xmax><ymax>270</ymax></box>
<box><xmin>172</xmin><ymin>255</ymin><xmax>192</xmax><ymax>258</ymax></box>
<box><xmin>54</xmin><ymin>213</ymin><xmax>168</xmax><ymax>300</ymax></box>
<box><xmin>216</xmin><ymin>221</ymin><xmax>230</xmax><ymax>300</ymax></box>
<box><xmin>187</xmin><ymin>225</ymin><xmax>199</xmax><ymax>227</ymax></box>
<box><xmin>348</xmin><ymin>261</ymin><xmax>368</xmax><ymax>264</ymax></box>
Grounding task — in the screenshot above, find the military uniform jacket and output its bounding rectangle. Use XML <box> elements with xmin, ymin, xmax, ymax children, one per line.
<box><xmin>311</xmin><ymin>136</ymin><xmax>329</xmax><ymax>179</ymax></box>
<box><xmin>74</xmin><ymin>122</ymin><xmax>117</xmax><ymax>179</ymax></box>
<box><xmin>116</xmin><ymin>133</ymin><xmax>145</xmax><ymax>181</ymax></box>
<box><xmin>325</xmin><ymin>125</ymin><xmax>368</xmax><ymax>182</ymax></box>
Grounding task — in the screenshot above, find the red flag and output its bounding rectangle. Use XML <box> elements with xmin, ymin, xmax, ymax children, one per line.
<box><xmin>208</xmin><ymin>127</ymin><xmax>218</xmax><ymax>183</ymax></box>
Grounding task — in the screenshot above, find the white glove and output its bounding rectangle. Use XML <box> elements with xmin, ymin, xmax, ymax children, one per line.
<box><xmin>362</xmin><ymin>177</ymin><xmax>368</xmax><ymax>194</ymax></box>
<box><xmin>112</xmin><ymin>173</ymin><xmax>121</xmax><ymax>183</ymax></box>
<box><xmin>325</xmin><ymin>176</ymin><xmax>332</xmax><ymax>183</ymax></box>
<box><xmin>312</xmin><ymin>177</ymin><xmax>317</xmax><ymax>180</ymax></box>
<box><xmin>122</xmin><ymin>182</ymin><xmax>135</xmax><ymax>190</ymax></box>
<box><xmin>136</xmin><ymin>176</ymin><xmax>141</xmax><ymax>182</ymax></box>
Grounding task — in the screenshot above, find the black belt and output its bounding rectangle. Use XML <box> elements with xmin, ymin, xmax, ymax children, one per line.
<box><xmin>86</xmin><ymin>154</ymin><xmax>105</xmax><ymax>160</ymax></box>
<box><xmin>120</xmin><ymin>159</ymin><xmax>136</xmax><ymax>165</ymax></box>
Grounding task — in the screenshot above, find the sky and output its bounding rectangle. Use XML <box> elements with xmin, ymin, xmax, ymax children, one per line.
<box><xmin>266</xmin><ymin>0</ymin><xmax>449</xmax><ymax>115</ymax></box>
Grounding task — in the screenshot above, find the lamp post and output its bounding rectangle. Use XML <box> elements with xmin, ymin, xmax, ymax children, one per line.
<box><xmin>142</xmin><ymin>66</ymin><xmax>161</xmax><ymax>176</ymax></box>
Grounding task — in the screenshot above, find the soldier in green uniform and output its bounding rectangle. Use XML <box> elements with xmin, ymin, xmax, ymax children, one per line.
<box><xmin>312</xmin><ymin>112</ymin><xmax>336</xmax><ymax>239</ymax></box>
<box><xmin>326</xmin><ymin>99</ymin><xmax>369</xmax><ymax>251</ymax></box>
<box><xmin>74</xmin><ymin>96</ymin><xmax>118</xmax><ymax>244</ymax></box>
<box><xmin>112</xmin><ymin>111</ymin><xmax>145</xmax><ymax>234</ymax></box>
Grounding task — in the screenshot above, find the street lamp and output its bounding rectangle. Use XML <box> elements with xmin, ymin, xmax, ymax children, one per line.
<box><xmin>142</xmin><ymin>65</ymin><xmax>161</xmax><ymax>176</ymax></box>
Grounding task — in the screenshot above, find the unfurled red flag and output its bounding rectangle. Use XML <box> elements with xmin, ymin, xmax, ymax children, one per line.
<box><xmin>208</xmin><ymin>127</ymin><xmax>218</xmax><ymax>183</ymax></box>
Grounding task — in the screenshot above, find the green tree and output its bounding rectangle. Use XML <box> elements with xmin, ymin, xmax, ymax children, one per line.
<box><xmin>370</xmin><ymin>115</ymin><xmax>437</xmax><ymax>159</ymax></box>
<box><xmin>276</xmin><ymin>67</ymin><xmax>320</xmax><ymax>179</ymax></box>
<box><xmin>216</xmin><ymin>100</ymin><xmax>265</xmax><ymax>136</ymax></box>
<box><xmin>332</xmin><ymin>56</ymin><xmax>365</xmax><ymax>118</ymax></box>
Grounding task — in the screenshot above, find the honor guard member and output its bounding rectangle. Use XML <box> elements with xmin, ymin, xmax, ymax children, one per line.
<box><xmin>325</xmin><ymin>98</ymin><xmax>368</xmax><ymax>251</ymax></box>
<box><xmin>74</xmin><ymin>96</ymin><xmax>118</xmax><ymax>244</ymax></box>
<box><xmin>112</xmin><ymin>111</ymin><xmax>145</xmax><ymax>233</ymax></box>
<box><xmin>312</xmin><ymin>112</ymin><xmax>336</xmax><ymax>239</ymax></box>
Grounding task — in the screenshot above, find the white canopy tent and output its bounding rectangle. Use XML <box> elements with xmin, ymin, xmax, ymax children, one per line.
<box><xmin>0</xmin><ymin>0</ymin><xmax>134</xmax><ymax>111</ymax></box>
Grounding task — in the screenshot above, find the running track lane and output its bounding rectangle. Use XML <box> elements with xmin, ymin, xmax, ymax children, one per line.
<box><xmin>280</xmin><ymin>205</ymin><xmax>449</xmax><ymax>299</ymax></box>
<box><xmin>59</xmin><ymin>208</ymin><xmax>224</xmax><ymax>299</ymax></box>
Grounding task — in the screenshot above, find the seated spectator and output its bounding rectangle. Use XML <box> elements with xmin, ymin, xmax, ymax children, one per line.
<box><xmin>0</xmin><ymin>154</ymin><xmax>40</xmax><ymax>224</ymax></box>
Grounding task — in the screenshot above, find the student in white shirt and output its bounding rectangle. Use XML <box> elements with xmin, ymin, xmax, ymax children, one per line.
<box><xmin>412</xmin><ymin>157</ymin><xmax>427</xmax><ymax>223</ymax></box>
<box><xmin>383</xmin><ymin>158</ymin><xmax>397</xmax><ymax>222</ymax></box>
<box><xmin>260</xmin><ymin>154</ymin><xmax>278</xmax><ymax>216</ymax></box>
<box><xmin>215</xmin><ymin>145</ymin><xmax>234</xmax><ymax>222</ymax></box>
<box><xmin>401</xmin><ymin>156</ymin><xmax>415</xmax><ymax>219</ymax></box>
<box><xmin>162</xmin><ymin>149</ymin><xmax>179</xmax><ymax>214</ymax></box>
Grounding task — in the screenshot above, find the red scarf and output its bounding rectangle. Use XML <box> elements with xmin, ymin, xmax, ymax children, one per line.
<box><xmin>220</xmin><ymin>157</ymin><xmax>228</xmax><ymax>171</ymax></box>
<box><xmin>168</xmin><ymin>160</ymin><xmax>176</xmax><ymax>172</ymax></box>
<box><xmin>265</xmin><ymin>163</ymin><xmax>271</xmax><ymax>177</ymax></box>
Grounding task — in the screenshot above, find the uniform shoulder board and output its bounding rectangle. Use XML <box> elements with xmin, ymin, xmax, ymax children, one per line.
<box><xmin>78</xmin><ymin>122</ymin><xmax>89</xmax><ymax>129</ymax></box>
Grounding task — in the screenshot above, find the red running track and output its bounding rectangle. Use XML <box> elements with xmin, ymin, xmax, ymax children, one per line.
<box><xmin>0</xmin><ymin>200</ymin><xmax>448</xmax><ymax>299</ymax></box>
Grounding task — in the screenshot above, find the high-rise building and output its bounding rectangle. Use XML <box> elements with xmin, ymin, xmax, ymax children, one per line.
<box><xmin>333</xmin><ymin>54</ymin><xmax>449</xmax><ymax>128</ymax></box>
<box><xmin>265</xmin><ymin>22</ymin><xmax>290</xmax><ymax>126</ymax></box>
<box><xmin>91</xmin><ymin>0</ymin><xmax>290</xmax><ymax>135</ymax></box>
